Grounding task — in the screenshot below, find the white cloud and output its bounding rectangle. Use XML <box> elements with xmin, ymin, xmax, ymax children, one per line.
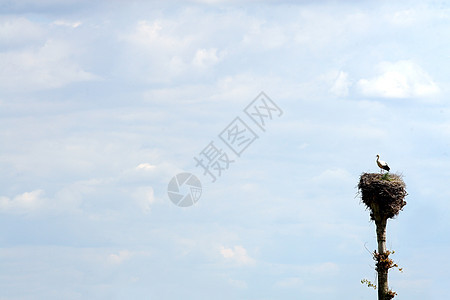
<box><xmin>133</xmin><ymin>187</ymin><xmax>156</xmax><ymax>213</ymax></box>
<box><xmin>294</xmin><ymin>10</ymin><xmax>370</xmax><ymax>49</ymax></box>
<box><xmin>386</xmin><ymin>6</ymin><xmax>444</xmax><ymax>27</ymax></box>
<box><xmin>122</xmin><ymin>19</ymin><xmax>194</xmax><ymax>61</ymax></box>
<box><xmin>0</xmin><ymin>190</ymin><xmax>45</xmax><ymax>213</ymax></box>
<box><xmin>390</xmin><ymin>9</ymin><xmax>418</xmax><ymax>26</ymax></box>
<box><xmin>0</xmin><ymin>39</ymin><xmax>97</xmax><ymax>91</ymax></box>
<box><xmin>0</xmin><ymin>181</ymin><xmax>100</xmax><ymax>216</ymax></box>
<box><xmin>192</xmin><ymin>48</ymin><xmax>223</xmax><ymax>68</ymax></box>
<box><xmin>136</xmin><ymin>163</ymin><xmax>156</xmax><ymax>171</ymax></box>
<box><xmin>119</xmin><ymin>20</ymin><xmax>193</xmax><ymax>82</ymax></box>
<box><xmin>126</xmin><ymin>20</ymin><xmax>169</xmax><ymax>47</ymax></box>
<box><xmin>0</xmin><ymin>17</ymin><xmax>44</xmax><ymax>47</ymax></box>
<box><xmin>330</xmin><ymin>71</ymin><xmax>351</xmax><ymax>97</ymax></box>
<box><xmin>219</xmin><ymin>245</ymin><xmax>255</xmax><ymax>266</ymax></box>
<box><xmin>108</xmin><ymin>250</ymin><xmax>132</xmax><ymax>265</ymax></box>
<box><xmin>242</xmin><ymin>21</ymin><xmax>288</xmax><ymax>49</ymax></box>
<box><xmin>52</xmin><ymin>20</ymin><xmax>82</xmax><ymax>28</ymax></box>
<box><xmin>357</xmin><ymin>60</ymin><xmax>440</xmax><ymax>99</ymax></box>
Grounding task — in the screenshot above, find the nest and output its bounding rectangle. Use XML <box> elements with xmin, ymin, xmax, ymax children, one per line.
<box><xmin>358</xmin><ymin>173</ymin><xmax>407</xmax><ymax>221</ymax></box>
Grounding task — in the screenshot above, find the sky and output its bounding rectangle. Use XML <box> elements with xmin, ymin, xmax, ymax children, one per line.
<box><xmin>1</xmin><ymin>0</ymin><xmax>450</xmax><ymax>299</ymax></box>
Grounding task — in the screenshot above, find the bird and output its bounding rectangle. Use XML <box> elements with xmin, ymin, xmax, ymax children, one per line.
<box><xmin>376</xmin><ymin>154</ymin><xmax>390</xmax><ymax>173</ymax></box>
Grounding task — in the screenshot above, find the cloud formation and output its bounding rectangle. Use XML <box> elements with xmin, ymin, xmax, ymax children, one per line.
<box><xmin>1</xmin><ymin>1</ymin><xmax>449</xmax><ymax>299</ymax></box>
<box><xmin>0</xmin><ymin>190</ymin><xmax>45</xmax><ymax>213</ymax></box>
<box><xmin>0</xmin><ymin>39</ymin><xmax>97</xmax><ymax>91</ymax></box>
<box><xmin>357</xmin><ymin>60</ymin><xmax>440</xmax><ymax>99</ymax></box>
<box><xmin>220</xmin><ymin>245</ymin><xmax>255</xmax><ymax>266</ymax></box>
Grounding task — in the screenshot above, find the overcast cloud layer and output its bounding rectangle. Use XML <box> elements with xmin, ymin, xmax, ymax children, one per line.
<box><xmin>1</xmin><ymin>1</ymin><xmax>450</xmax><ymax>299</ymax></box>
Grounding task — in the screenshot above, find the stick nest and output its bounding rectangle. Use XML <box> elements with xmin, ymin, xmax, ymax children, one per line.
<box><xmin>358</xmin><ymin>173</ymin><xmax>407</xmax><ymax>221</ymax></box>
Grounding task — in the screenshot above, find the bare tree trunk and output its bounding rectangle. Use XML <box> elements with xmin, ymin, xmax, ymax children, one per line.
<box><xmin>375</xmin><ymin>217</ymin><xmax>388</xmax><ymax>300</ymax></box>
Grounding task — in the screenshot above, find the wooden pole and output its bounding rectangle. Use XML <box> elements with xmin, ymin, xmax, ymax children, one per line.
<box><xmin>358</xmin><ymin>173</ymin><xmax>407</xmax><ymax>300</ymax></box>
<box><xmin>375</xmin><ymin>217</ymin><xmax>388</xmax><ymax>300</ymax></box>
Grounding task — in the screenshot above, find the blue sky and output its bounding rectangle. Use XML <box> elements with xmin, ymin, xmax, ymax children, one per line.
<box><xmin>1</xmin><ymin>0</ymin><xmax>450</xmax><ymax>299</ymax></box>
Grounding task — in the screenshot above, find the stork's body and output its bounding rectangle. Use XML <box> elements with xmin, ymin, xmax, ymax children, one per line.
<box><xmin>376</xmin><ymin>155</ymin><xmax>390</xmax><ymax>173</ymax></box>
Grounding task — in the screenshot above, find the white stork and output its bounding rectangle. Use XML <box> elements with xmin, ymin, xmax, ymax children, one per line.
<box><xmin>376</xmin><ymin>154</ymin><xmax>390</xmax><ymax>173</ymax></box>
